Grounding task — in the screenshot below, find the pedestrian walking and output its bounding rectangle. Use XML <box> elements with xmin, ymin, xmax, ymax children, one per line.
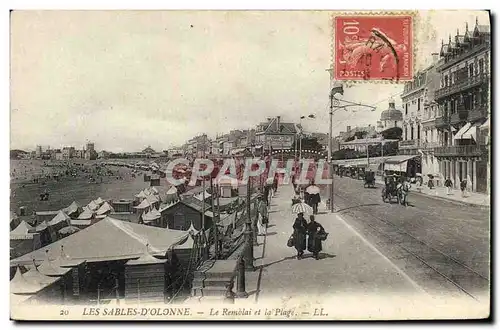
<box><xmin>273</xmin><ymin>173</ymin><xmax>279</xmax><ymax>194</ymax></box>
<box><xmin>292</xmin><ymin>212</ymin><xmax>307</xmax><ymax>260</ymax></box>
<box><xmin>263</xmin><ymin>185</ymin><xmax>271</xmax><ymax>206</ymax></box>
<box><xmin>257</xmin><ymin>196</ymin><xmax>268</xmax><ymax>235</ymax></box>
<box><xmin>307</xmin><ymin>215</ymin><xmax>326</xmax><ymax>260</ymax></box>
<box><xmin>444</xmin><ymin>177</ymin><xmax>453</xmax><ymax>195</ymax></box>
<box><xmin>460</xmin><ymin>179</ymin><xmax>468</xmax><ymax>198</ymax></box>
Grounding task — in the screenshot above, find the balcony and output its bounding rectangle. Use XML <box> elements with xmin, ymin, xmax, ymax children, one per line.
<box><xmin>434</xmin><ymin>145</ymin><xmax>487</xmax><ymax>157</ymax></box>
<box><xmin>435</xmin><ymin>73</ymin><xmax>489</xmax><ymax>100</ymax></box>
<box><xmin>435</xmin><ymin>117</ymin><xmax>448</xmax><ymax>129</ymax></box>
<box><xmin>468</xmin><ymin>107</ymin><xmax>489</xmax><ymax>122</ymax></box>
<box><xmin>450</xmin><ymin>109</ymin><xmax>469</xmax><ymax>125</ymax></box>
<box><xmin>399</xmin><ymin>139</ymin><xmax>421</xmax><ymax>149</ymax></box>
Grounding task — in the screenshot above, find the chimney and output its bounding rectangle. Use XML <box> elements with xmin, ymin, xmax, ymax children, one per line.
<box><xmin>431</xmin><ymin>52</ymin><xmax>439</xmax><ymax>64</ymax></box>
<box><xmin>276</xmin><ymin>116</ymin><xmax>281</xmax><ymax>131</ymax></box>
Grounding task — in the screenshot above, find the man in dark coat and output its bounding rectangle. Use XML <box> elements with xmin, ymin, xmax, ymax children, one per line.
<box><xmin>308</xmin><ymin>193</ymin><xmax>321</xmax><ymax>215</ymax></box>
<box><xmin>292</xmin><ymin>213</ymin><xmax>308</xmax><ymax>259</ymax></box>
<box><xmin>307</xmin><ymin>215</ymin><xmax>325</xmax><ymax>260</ymax></box>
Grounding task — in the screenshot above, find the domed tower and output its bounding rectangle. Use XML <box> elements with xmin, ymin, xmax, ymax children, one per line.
<box><xmin>377</xmin><ymin>98</ymin><xmax>403</xmax><ymax>132</ymax></box>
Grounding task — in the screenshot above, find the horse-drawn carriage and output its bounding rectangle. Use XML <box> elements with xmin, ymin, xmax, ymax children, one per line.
<box><xmin>381</xmin><ymin>175</ymin><xmax>409</xmax><ymax>206</ymax></box>
<box><xmin>363</xmin><ymin>171</ymin><xmax>376</xmax><ymax>188</ymax></box>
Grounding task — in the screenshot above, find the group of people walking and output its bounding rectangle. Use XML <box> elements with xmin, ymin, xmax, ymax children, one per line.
<box><xmin>291</xmin><ymin>213</ymin><xmax>326</xmax><ymax>260</ymax></box>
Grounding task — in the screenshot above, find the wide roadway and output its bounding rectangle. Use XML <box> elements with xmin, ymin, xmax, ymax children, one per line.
<box><xmin>328</xmin><ymin>175</ymin><xmax>490</xmax><ymax>301</ymax></box>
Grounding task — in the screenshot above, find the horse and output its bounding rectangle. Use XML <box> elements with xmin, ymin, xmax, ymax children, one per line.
<box><xmin>397</xmin><ymin>181</ymin><xmax>410</xmax><ymax>206</ymax></box>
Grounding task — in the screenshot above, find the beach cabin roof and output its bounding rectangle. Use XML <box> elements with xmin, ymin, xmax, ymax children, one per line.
<box><xmin>134</xmin><ymin>199</ymin><xmax>151</xmax><ymax>210</ymax></box>
<box><xmin>48</xmin><ymin>211</ymin><xmax>71</xmax><ymax>226</ymax></box>
<box><xmin>77</xmin><ymin>206</ymin><xmax>94</xmax><ymax>220</ymax></box>
<box><xmin>62</xmin><ymin>201</ymin><xmax>80</xmax><ymax>215</ymax></box>
<box><xmin>37</xmin><ymin>251</ymin><xmax>71</xmax><ymax>276</ymax></box>
<box><xmin>35</xmin><ymin>221</ymin><xmax>48</xmax><ymax>232</ymax></box>
<box><xmin>10</xmin><ymin>267</ymin><xmax>43</xmax><ymax>294</ymax></box>
<box><xmin>96</xmin><ymin>202</ymin><xmax>114</xmax><ymax>216</ymax></box>
<box><xmin>11</xmin><ymin>217</ymin><xmax>189</xmax><ymax>266</ymax></box>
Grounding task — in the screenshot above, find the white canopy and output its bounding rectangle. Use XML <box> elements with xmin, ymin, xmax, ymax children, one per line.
<box><xmin>10</xmin><ymin>221</ymin><xmax>35</xmax><ymax>239</ymax></box>
<box><xmin>48</xmin><ymin>211</ymin><xmax>71</xmax><ymax>226</ymax></box>
<box><xmin>87</xmin><ymin>200</ymin><xmax>99</xmax><ymax>211</ymax></box>
<box><xmin>453</xmin><ymin>122</ymin><xmax>472</xmax><ymax>140</ymax></box>
<box><xmin>10</xmin><ymin>267</ymin><xmax>43</xmax><ymax>295</ymax></box>
<box><xmin>142</xmin><ymin>208</ymin><xmax>161</xmax><ymax>222</ymax></box>
<box><xmin>145</xmin><ymin>194</ymin><xmax>159</xmax><ymax>204</ymax></box>
<box><xmin>166</xmin><ymin>186</ymin><xmax>177</xmax><ymax>195</ymax></box>
<box><xmin>96</xmin><ymin>202</ymin><xmax>114</xmax><ymax>216</ymax></box>
<box><xmin>94</xmin><ymin>197</ymin><xmax>104</xmax><ymax>206</ymax></box>
<box><xmin>136</xmin><ymin>190</ymin><xmax>148</xmax><ymax>199</ymax></box>
<box><xmin>35</xmin><ymin>221</ymin><xmax>48</xmax><ymax>232</ymax></box>
<box><xmin>62</xmin><ymin>201</ymin><xmax>80</xmax><ymax>215</ymax></box>
<box><xmin>134</xmin><ymin>199</ymin><xmax>151</xmax><ymax>210</ymax></box>
<box><xmin>77</xmin><ymin>206</ymin><xmax>94</xmax><ymax>220</ymax></box>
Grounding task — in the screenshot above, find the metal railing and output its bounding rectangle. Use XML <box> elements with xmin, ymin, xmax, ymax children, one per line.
<box><xmin>435</xmin><ymin>73</ymin><xmax>489</xmax><ymax>99</ymax></box>
<box><xmin>434</xmin><ymin>145</ymin><xmax>487</xmax><ymax>157</ymax></box>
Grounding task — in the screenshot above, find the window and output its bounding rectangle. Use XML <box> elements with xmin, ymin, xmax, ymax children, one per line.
<box><xmin>405</xmin><ymin>103</ymin><xmax>408</xmax><ymax>115</ymax></box>
<box><xmin>394</xmin><ymin>121</ymin><xmax>397</xmax><ymax>127</ymax></box>
<box><xmin>417</xmin><ymin>125</ymin><xmax>421</xmax><ymax>140</ymax></box>
<box><xmin>444</xmin><ymin>75</ymin><xmax>449</xmax><ymax>87</ymax></box>
<box><xmin>404</xmin><ymin>126</ymin><xmax>408</xmax><ymax>140</ymax></box>
<box><xmin>479</xmin><ymin>59</ymin><xmax>484</xmax><ymax>73</ymax></box>
<box><xmin>410</xmin><ymin>125</ymin><xmax>414</xmax><ymax>140</ymax></box>
<box><xmin>469</xmin><ymin>63</ymin><xmax>474</xmax><ymax>77</ymax></box>
<box><xmin>417</xmin><ymin>98</ymin><xmax>421</xmax><ymax>111</ymax></box>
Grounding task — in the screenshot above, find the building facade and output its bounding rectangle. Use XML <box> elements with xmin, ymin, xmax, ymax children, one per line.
<box><xmin>255</xmin><ymin>116</ymin><xmax>298</xmax><ymax>153</ymax></box>
<box><xmin>434</xmin><ymin>19</ymin><xmax>490</xmax><ymax>193</ymax></box>
<box><xmin>400</xmin><ymin>58</ymin><xmax>441</xmax><ymax>178</ymax></box>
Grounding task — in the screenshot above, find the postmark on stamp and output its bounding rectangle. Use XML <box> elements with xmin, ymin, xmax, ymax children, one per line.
<box><xmin>333</xmin><ymin>13</ymin><xmax>414</xmax><ymax>82</ymax></box>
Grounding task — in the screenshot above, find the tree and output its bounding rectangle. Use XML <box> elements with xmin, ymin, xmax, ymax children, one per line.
<box><xmin>381</xmin><ymin>127</ymin><xmax>403</xmax><ymax>140</ymax></box>
<box><xmin>298</xmin><ymin>137</ymin><xmax>323</xmax><ymax>152</ymax></box>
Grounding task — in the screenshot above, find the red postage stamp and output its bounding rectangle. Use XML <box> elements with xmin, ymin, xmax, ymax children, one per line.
<box><xmin>334</xmin><ymin>14</ymin><xmax>413</xmax><ymax>82</ymax></box>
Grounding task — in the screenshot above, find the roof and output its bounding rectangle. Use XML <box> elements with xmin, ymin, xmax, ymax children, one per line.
<box><xmin>142</xmin><ymin>208</ymin><xmax>161</xmax><ymax>222</ymax></box>
<box><xmin>380</xmin><ymin>101</ymin><xmax>403</xmax><ymax>121</ymax></box>
<box><xmin>77</xmin><ymin>207</ymin><xmax>94</xmax><ymax>220</ymax></box>
<box><xmin>126</xmin><ymin>249</ymin><xmax>164</xmax><ymax>265</ymax></box>
<box><xmin>10</xmin><ymin>267</ymin><xmax>45</xmax><ymax>294</ymax></box>
<box><xmin>94</xmin><ymin>197</ymin><xmax>104</xmax><ymax>205</ymax></box>
<box><xmin>71</xmin><ymin>219</ymin><xmax>92</xmax><ymax>226</ymax></box>
<box><xmin>62</xmin><ymin>201</ymin><xmax>80</xmax><ymax>215</ymax></box>
<box><xmin>35</xmin><ymin>211</ymin><xmax>59</xmax><ymax>216</ymax></box>
<box><xmin>180</xmin><ymin>197</ymin><xmax>212</xmax><ymax>214</ymax></box>
<box><xmin>11</xmin><ymin>221</ymin><xmax>35</xmax><ymax>237</ymax></box>
<box><xmin>384</xmin><ymin>155</ymin><xmax>420</xmax><ymax>164</ymax></box>
<box><xmin>10</xmin><ymin>217</ymin><xmax>190</xmax><ymax>265</ymax></box>
<box><xmin>35</xmin><ymin>221</ymin><xmax>48</xmax><ymax>232</ymax></box>
<box><xmin>23</xmin><ymin>264</ymin><xmax>59</xmax><ymax>286</ymax></box>
<box><xmin>134</xmin><ymin>199</ymin><xmax>151</xmax><ymax>209</ymax></box>
<box><xmin>48</xmin><ymin>211</ymin><xmax>71</xmax><ymax>226</ymax></box>
<box><xmin>194</xmin><ymin>191</ymin><xmax>212</xmax><ymax>201</ymax></box>
<box><xmin>341</xmin><ymin>138</ymin><xmax>398</xmax><ymax>145</ymax></box>
<box><xmin>37</xmin><ymin>253</ymin><xmax>71</xmax><ymax>276</ymax></box>
<box><xmin>87</xmin><ymin>200</ymin><xmax>99</xmax><ymax>211</ymax></box>
<box><xmin>96</xmin><ymin>202</ymin><xmax>114</xmax><ymax>215</ymax></box>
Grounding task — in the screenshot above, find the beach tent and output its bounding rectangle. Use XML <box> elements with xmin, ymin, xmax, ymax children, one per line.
<box><xmin>10</xmin><ymin>221</ymin><xmax>35</xmax><ymax>238</ymax></box>
<box><xmin>134</xmin><ymin>199</ymin><xmax>151</xmax><ymax>210</ymax></box>
<box><xmin>94</xmin><ymin>197</ymin><xmax>104</xmax><ymax>206</ymax></box>
<box><xmin>35</xmin><ymin>221</ymin><xmax>48</xmax><ymax>232</ymax></box>
<box><xmin>62</xmin><ymin>201</ymin><xmax>81</xmax><ymax>217</ymax></box>
<box><xmin>96</xmin><ymin>202</ymin><xmax>114</xmax><ymax>216</ymax></box>
<box><xmin>77</xmin><ymin>206</ymin><xmax>94</xmax><ymax>220</ymax></box>
<box><xmin>87</xmin><ymin>200</ymin><xmax>99</xmax><ymax>211</ymax></box>
<box><xmin>48</xmin><ymin>211</ymin><xmax>71</xmax><ymax>227</ymax></box>
<box><xmin>142</xmin><ymin>208</ymin><xmax>161</xmax><ymax>223</ymax></box>
<box><xmin>165</xmin><ymin>186</ymin><xmax>178</xmax><ymax>204</ymax></box>
<box><xmin>135</xmin><ymin>190</ymin><xmax>147</xmax><ymax>199</ymax></box>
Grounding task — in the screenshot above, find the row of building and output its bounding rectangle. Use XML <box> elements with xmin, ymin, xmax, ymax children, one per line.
<box><xmin>335</xmin><ymin>18</ymin><xmax>490</xmax><ymax>193</ymax></box>
<box><xmin>178</xmin><ymin>116</ymin><xmax>325</xmax><ymax>159</ymax></box>
<box><xmin>32</xmin><ymin>143</ymin><xmax>98</xmax><ymax>161</ymax></box>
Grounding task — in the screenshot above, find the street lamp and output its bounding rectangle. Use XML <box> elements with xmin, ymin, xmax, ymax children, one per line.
<box><xmin>298</xmin><ymin>114</ymin><xmax>316</xmax><ymax>160</ymax></box>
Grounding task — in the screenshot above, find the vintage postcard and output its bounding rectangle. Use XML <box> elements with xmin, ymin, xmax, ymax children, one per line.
<box><xmin>9</xmin><ymin>10</ymin><xmax>491</xmax><ymax>321</ymax></box>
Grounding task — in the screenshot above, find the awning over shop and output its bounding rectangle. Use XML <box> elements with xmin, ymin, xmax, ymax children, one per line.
<box><xmin>461</xmin><ymin>125</ymin><xmax>478</xmax><ymax>141</ymax></box>
<box><xmin>453</xmin><ymin>122</ymin><xmax>472</xmax><ymax>140</ymax></box>
<box><xmin>383</xmin><ymin>155</ymin><xmax>420</xmax><ymax>172</ymax></box>
<box><xmin>481</xmin><ymin>118</ymin><xmax>490</xmax><ymax>129</ymax></box>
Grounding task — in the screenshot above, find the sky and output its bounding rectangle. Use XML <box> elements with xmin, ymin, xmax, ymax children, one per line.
<box><xmin>10</xmin><ymin>10</ymin><xmax>490</xmax><ymax>152</ymax></box>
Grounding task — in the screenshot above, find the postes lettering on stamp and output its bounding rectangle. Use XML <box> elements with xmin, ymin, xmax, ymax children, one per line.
<box><xmin>334</xmin><ymin>15</ymin><xmax>413</xmax><ymax>82</ymax></box>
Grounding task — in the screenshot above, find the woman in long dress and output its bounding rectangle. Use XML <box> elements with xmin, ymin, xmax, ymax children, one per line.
<box><xmin>292</xmin><ymin>213</ymin><xmax>308</xmax><ymax>260</ymax></box>
<box><xmin>307</xmin><ymin>215</ymin><xmax>325</xmax><ymax>260</ymax></box>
